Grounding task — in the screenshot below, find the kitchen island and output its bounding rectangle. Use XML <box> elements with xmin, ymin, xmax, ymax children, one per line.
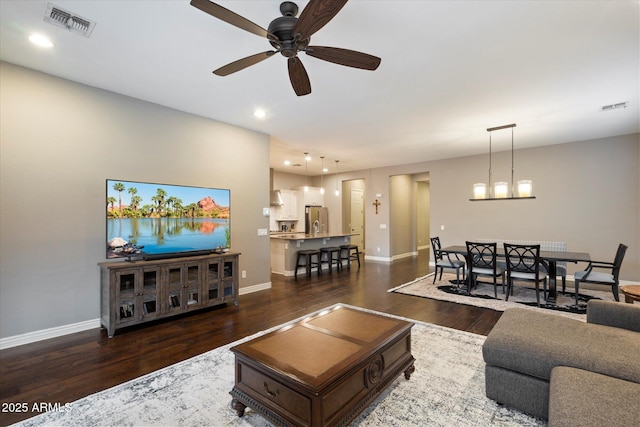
<box><xmin>270</xmin><ymin>232</ymin><xmax>356</xmax><ymax>276</ymax></box>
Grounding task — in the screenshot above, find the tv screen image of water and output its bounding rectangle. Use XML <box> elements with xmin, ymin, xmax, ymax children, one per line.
<box><xmin>107</xmin><ymin>217</ymin><xmax>229</xmax><ymax>258</ymax></box>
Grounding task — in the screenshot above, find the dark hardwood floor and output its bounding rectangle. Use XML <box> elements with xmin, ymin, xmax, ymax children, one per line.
<box><xmin>0</xmin><ymin>250</ymin><xmax>501</xmax><ymax>425</ymax></box>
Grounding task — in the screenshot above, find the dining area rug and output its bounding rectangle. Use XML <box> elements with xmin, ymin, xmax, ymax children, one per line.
<box><xmin>389</xmin><ymin>273</ymin><xmax>615</xmax><ymax>320</ymax></box>
<box><xmin>12</xmin><ymin>304</ymin><xmax>544</xmax><ymax>427</ymax></box>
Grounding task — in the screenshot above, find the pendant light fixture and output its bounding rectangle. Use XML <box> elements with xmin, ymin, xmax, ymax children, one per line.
<box><xmin>470</xmin><ymin>123</ymin><xmax>535</xmax><ymax>201</ymax></box>
<box><xmin>334</xmin><ymin>160</ymin><xmax>340</xmax><ymax>196</ymax></box>
<box><xmin>320</xmin><ymin>156</ymin><xmax>325</xmax><ymax>195</ymax></box>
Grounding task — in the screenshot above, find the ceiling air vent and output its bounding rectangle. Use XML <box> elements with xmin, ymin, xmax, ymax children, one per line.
<box><xmin>601</xmin><ymin>102</ymin><xmax>628</xmax><ymax>112</ymax></box>
<box><xmin>44</xmin><ymin>3</ymin><xmax>96</xmax><ymax>37</ymax></box>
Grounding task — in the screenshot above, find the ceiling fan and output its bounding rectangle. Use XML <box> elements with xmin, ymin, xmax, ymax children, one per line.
<box><xmin>190</xmin><ymin>0</ymin><xmax>381</xmax><ymax>96</ymax></box>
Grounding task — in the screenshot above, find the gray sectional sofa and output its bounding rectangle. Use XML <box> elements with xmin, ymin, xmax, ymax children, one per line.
<box><xmin>482</xmin><ymin>301</ymin><xmax>640</xmax><ymax>425</ymax></box>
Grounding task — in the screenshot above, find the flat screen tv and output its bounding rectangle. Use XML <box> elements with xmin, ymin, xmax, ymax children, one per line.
<box><xmin>106</xmin><ymin>179</ymin><xmax>230</xmax><ymax>260</ymax></box>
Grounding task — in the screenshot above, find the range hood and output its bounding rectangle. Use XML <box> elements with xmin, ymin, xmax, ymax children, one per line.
<box><xmin>270</xmin><ymin>168</ymin><xmax>283</xmax><ymax>206</ymax></box>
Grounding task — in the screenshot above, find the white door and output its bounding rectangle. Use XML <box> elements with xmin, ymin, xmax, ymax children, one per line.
<box><xmin>350</xmin><ymin>189</ymin><xmax>364</xmax><ymax>249</ymax></box>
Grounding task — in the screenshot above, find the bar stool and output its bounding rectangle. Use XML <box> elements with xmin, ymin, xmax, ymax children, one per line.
<box><xmin>340</xmin><ymin>244</ymin><xmax>361</xmax><ymax>268</ymax></box>
<box><xmin>295</xmin><ymin>249</ymin><xmax>322</xmax><ymax>278</ymax></box>
<box><xmin>320</xmin><ymin>247</ymin><xmax>341</xmax><ymax>272</ymax></box>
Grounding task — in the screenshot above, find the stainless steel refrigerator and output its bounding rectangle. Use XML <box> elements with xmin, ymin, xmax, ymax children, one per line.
<box><xmin>305</xmin><ymin>206</ymin><xmax>328</xmax><ymax>235</ymax></box>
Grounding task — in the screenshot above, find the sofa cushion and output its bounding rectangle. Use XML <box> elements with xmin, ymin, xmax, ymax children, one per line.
<box><xmin>483</xmin><ymin>308</ymin><xmax>640</xmax><ymax>383</ymax></box>
<box><xmin>549</xmin><ymin>366</ymin><xmax>640</xmax><ymax>427</ymax></box>
<box><xmin>587</xmin><ymin>300</ymin><xmax>640</xmax><ymax>332</ymax></box>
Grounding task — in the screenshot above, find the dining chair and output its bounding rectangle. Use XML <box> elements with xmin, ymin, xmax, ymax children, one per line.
<box><xmin>466</xmin><ymin>241</ymin><xmax>503</xmax><ymax>298</ymax></box>
<box><xmin>430</xmin><ymin>237</ymin><xmax>466</xmax><ymax>286</ymax></box>
<box><xmin>574</xmin><ymin>243</ymin><xmax>627</xmax><ymax>303</ymax></box>
<box><xmin>503</xmin><ymin>243</ymin><xmax>548</xmax><ymax>307</ymax></box>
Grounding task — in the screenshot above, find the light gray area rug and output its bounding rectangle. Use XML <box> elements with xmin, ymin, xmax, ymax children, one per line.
<box><xmin>13</xmin><ymin>304</ymin><xmax>545</xmax><ymax>427</ymax></box>
<box><xmin>389</xmin><ymin>273</ymin><xmax>615</xmax><ymax>321</ymax></box>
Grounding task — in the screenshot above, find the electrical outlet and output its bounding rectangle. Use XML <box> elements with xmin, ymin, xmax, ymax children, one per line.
<box><xmin>242</xmin><ymin>270</ymin><xmax>246</xmax><ymax>279</ymax></box>
<box><xmin>441</xmin><ymin>225</ymin><xmax>445</xmax><ymax>231</ymax></box>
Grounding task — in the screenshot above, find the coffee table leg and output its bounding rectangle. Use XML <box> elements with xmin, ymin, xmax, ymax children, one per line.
<box><xmin>404</xmin><ymin>362</ymin><xmax>415</xmax><ymax>380</ymax></box>
<box><xmin>231</xmin><ymin>398</ymin><xmax>247</xmax><ymax>417</ymax></box>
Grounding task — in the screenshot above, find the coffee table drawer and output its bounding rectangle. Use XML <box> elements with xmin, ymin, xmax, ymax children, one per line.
<box><xmin>237</xmin><ymin>361</ymin><xmax>311</xmax><ymax>423</ymax></box>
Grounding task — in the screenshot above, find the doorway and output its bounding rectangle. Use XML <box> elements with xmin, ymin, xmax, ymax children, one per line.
<box><xmin>416</xmin><ymin>179</ymin><xmax>430</xmax><ymax>252</ymax></box>
<box><xmin>388</xmin><ymin>173</ymin><xmax>430</xmax><ymax>259</ymax></box>
<box><xmin>341</xmin><ymin>179</ymin><xmax>365</xmax><ymax>251</ymax></box>
<box><xmin>350</xmin><ymin>188</ymin><xmax>364</xmax><ymax>249</ymax></box>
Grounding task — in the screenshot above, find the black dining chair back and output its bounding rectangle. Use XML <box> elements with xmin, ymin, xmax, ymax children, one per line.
<box><xmin>503</xmin><ymin>243</ymin><xmax>547</xmax><ymax>307</ymax></box>
<box><xmin>574</xmin><ymin>243</ymin><xmax>628</xmax><ymax>303</ymax></box>
<box><xmin>465</xmin><ymin>241</ymin><xmax>502</xmax><ymax>298</ymax></box>
<box><xmin>430</xmin><ymin>237</ymin><xmax>466</xmax><ymax>286</ymax></box>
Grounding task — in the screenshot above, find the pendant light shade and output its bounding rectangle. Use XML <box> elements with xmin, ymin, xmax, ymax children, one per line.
<box><xmin>517</xmin><ymin>180</ymin><xmax>532</xmax><ymax>197</ymax></box>
<box><xmin>473</xmin><ymin>183</ymin><xmax>487</xmax><ymax>199</ymax></box>
<box><xmin>494</xmin><ymin>181</ymin><xmax>508</xmax><ymax>198</ymax></box>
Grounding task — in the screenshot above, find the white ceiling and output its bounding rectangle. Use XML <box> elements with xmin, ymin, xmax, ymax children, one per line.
<box><xmin>1</xmin><ymin>0</ymin><xmax>638</xmax><ymax>176</ymax></box>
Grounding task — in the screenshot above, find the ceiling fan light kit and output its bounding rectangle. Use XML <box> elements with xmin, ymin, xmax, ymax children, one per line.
<box><xmin>190</xmin><ymin>0</ymin><xmax>381</xmax><ymax>96</ymax></box>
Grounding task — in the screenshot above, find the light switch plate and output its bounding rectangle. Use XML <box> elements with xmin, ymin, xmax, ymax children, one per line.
<box><xmin>257</xmin><ymin>228</ymin><xmax>268</xmax><ymax>236</ymax></box>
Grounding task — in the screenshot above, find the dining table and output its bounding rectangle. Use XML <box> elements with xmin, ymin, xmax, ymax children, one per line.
<box><xmin>441</xmin><ymin>245</ymin><xmax>591</xmax><ymax>304</ymax></box>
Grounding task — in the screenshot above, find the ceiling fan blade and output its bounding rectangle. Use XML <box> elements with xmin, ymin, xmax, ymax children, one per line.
<box><xmin>293</xmin><ymin>0</ymin><xmax>349</xmax><ymax>41</ymax></box>
<box><xmin>213</xmin><ymin>51</ymin><xmax>275</xmax><ymax>76</ymax></box>
<box><xmin>191</xmin><ymin>0</ymin><xmax>276</xmax><ymax>40</ymax></box>
<box><xmin>306</xmin><ymin>46</ymin><xmax>381</xmax><ymax>70</ymax></box>
<box><xmin>288</xmin><ymin>57</ymin><xmax>311</xmax><ymax>96</ymax></box>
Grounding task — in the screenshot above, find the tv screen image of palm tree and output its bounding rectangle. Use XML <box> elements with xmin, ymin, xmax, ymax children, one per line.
<box><xmin>106</xmin><ymin>180</ymin><xmax>230</xmax><ymax>259</ymax></box>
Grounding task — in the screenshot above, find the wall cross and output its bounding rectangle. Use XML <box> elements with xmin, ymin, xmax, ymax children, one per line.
<box><xmin>373</xmin><ymin>198</ymin><xmax>381</xmax><ymax>214</ymax></box>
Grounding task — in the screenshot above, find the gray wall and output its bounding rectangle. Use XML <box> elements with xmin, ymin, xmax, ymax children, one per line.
<box><xmin>333</xmin><ymin>133</ymin><xmax>639</xmax><ymax>281</ymax></box>
<box><xmin>0</xmin><ymin>62</ymin><xmax>271</xmax><ymax>339</ymax></box>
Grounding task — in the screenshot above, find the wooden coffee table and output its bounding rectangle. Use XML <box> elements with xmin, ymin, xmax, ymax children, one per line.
<box><xmin>620</xmin><ymin>285</ymin><xmax>640</xmax><ymax>304</ymax></box>
<box><xmin>229</xmin><ymin>305</ymin><xmax>415</xmax><ymax>426</ymax></box>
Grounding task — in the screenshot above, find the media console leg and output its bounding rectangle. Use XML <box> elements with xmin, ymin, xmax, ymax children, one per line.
<box><xmin>231</xmin><ymin>398</ymin><xmax>246</xmax><ymax>417</ymax></box>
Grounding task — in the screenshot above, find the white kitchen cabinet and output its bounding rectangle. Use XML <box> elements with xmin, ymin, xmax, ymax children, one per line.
<box><xmin>304</xmin><ymin>187</ymin><xmax>324</xmax><ymax>206</ymax></box>
<box><xmin>278</xmin><ymin>190</ymin><xmax>298</xmax><ymax>219</ymax></box>
<box><xmin>294</xmin><ymin>186</ymin><xmax>324</xmax><ymax>207</ymax></box>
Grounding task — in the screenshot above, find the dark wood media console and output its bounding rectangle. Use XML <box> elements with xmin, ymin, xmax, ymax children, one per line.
<box><xmin>99</xmin><ymin>252</ymin><xmax>240</xmax><ymax>337</ymax></box>
<box><xmin>230</xmin><ymin>305</ymin><xmax>415</xmax><ymax>426</ymax></box>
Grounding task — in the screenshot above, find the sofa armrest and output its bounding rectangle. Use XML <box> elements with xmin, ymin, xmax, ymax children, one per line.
<box><xmin>587</xmin><ymin>300</ymin><xmax>640</xmax><ymax>332</ymax></box>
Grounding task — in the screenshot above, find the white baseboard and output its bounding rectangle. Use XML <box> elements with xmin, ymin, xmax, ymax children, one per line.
<box><xmin>0</xmin><ymin>318</ymin><xmax>101</xmax><ymax>350</ymax></box>
<box><xmin>239</xmin><ymin>281</ymin><xmax>272</xmax><ymax>294</ymax></box>
<box><xmin>365</xmin><ymin>252</ymin><xmax>419</xmax><ymax>263</ymax></box>
<box><xmin>364</xmin><ymin>255</ymin><xmax>392</xmax><ymax>262</ymax></box>
<box><xmin>391</xmin><ymin>252</ymin><xmax>418</xmax><ymax>261</ymax></box>
<box><xmin>1</xmin><ymin>283</ymin><xmax>273</xmax><ymax>350</ymax></box>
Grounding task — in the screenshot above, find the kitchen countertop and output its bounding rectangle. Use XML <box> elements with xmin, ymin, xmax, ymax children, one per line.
<box><xmin>270</xmin><ymin>232</ymin><xmax>356</xmax><ymax>240</ymax></box>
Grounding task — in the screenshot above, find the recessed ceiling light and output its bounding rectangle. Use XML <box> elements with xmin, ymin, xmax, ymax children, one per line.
<box><xmin>28</xmin><ymin>33</ymin><xmax>54</xmax><ymax>48</ymax></box>
<box><xmin>253</xmin><ymin>109</ymin><xmax>266</xmax><ymax>119</ymax></box>
<box><xmin>284</xmin><ymin>160</ymin><xmax>291</xmax><ymax>166</ymax></box>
